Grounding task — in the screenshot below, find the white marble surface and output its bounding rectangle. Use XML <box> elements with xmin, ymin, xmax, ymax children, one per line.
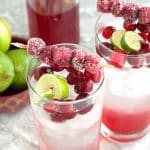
<box><xmin>0</xmin><ymin>0</ymin><xmax>150</xmax><ymax>150</ymax></box>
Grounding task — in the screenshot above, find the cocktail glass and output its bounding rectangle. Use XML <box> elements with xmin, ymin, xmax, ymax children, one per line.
<box><xmin>27</xmin><ymin>43</ymin><xmax>104</xmax><ymax>150</ymax></box>
<box><xmin>95</xmin><ymin>3</ymin><xmax>150</xmax><ymax>142</ymax></box>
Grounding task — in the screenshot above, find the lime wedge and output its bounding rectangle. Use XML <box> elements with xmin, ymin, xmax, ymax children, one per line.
<box><xmin>35</xmin><ymin>73</ymin><xmax>69</xmax><ymax>100</ymax></box>
<box><xmin>121</xmin><ymin>31</ymin><xmax>141</xmax><ymax>53</ymax></box>
<box><xmin>110</xmin><ymin>30</ymin><xmax>126</xmax><ymax>50</ymax></box>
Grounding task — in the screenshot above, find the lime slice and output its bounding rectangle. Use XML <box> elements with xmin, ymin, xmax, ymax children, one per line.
<box><xmin>35</xmin><ymin>73</ymin><xmax>69</xmax><ymax>100</ymax></box>
<box><xmin>110</xmin><ymin>30</ymin><xmax>126</xmax><ymax>50</ymax></box>
<box><xmin>121</xmin><ymin>31</ymin><xmax>141</xmax><ymax>53</ymax></box>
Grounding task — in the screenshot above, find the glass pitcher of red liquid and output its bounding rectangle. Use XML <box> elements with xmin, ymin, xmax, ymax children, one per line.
<box><xmin>26</xmin><ymin>0</ymin><xmax>80</xmax><ymax>45</ymax></box>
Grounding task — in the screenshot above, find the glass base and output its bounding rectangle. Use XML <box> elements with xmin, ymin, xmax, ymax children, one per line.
<box><xmin>101</xmin><ymin>123</ymin><xmax>150</xmax><ymax>143</ymax></box>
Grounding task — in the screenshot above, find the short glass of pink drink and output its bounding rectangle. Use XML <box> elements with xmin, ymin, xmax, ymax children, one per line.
<box><xmin>26</xmin><ymin>0</ymin><xmax>80</xmax><ymax>45</ymax></box>
<box><xmin>26</xmin><ymin>40</ymin><xmax>104</xmax><ymax>150</ymax></box>
<box><xmin>95</xmin><ymin>0</ymin><xmax>150</xmax><ymax>142</ymax></box>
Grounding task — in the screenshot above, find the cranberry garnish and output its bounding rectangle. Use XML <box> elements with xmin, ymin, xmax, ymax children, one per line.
<box><xmin>138</xmin><ymin>7</ymin><xmax>150</xmax><ymax>24</ymax></box>
<box><xmin>76</xmin><ymin>93</ymin><xmax>89</xmax><ymax>100</ymax></box>
<box><xmin>84</xmin><ymin>69</ymin><xmax>102</xmax><ymax>83</ymax></box>
<box><xmin>127</xmin><ymin>51</ymin><xmax>144</xmax><ymax>68</ymax></box>
<box><xmin>102</xmin><ymin>26</ymin><xmax>116</xmax><ymax>39</ymax></box>
<box><xmin>137</xmin><ymin>23</ymin><xmax>150</xmax><ymax>33</ymax></box>
<box><xmin>141</xmin><ymin>42</ymin><xmax>150</xmax><ymax>53</ymax></box>
<box><xmin>79</xmin><ymin>104</ymin><xmax>94</xmax><ymax>115</ymax></box>
<box><xmin>51</xmin><ymin>64</ymin><xmax>64</xmax><ymax>72</ymax></box>
<box><xmin>51</xmin><ymin>112</ymin><xmax>66</xmax><ymax>122</ymax></box>
<box><xmin>123</xmin><ymin>22</ymin><xmax>136</xmax><ymax>31</ymax></box>
<box><xmin>109</xmin><ymin>50</ymin><xmax>126</xmax><ymax>68</ymax></box>
<box><xmin>34</xmin><ymin>66</ymin><xmax>53</xmax><ymax>80</ymax></box>
<box><xmin>139</xmin><ymin>32</ymin><xmax>148</xmax><ymax>41</ymax></box>
<box><xmin>74</xmin><ymin>80</ymin><xmax>93</xmax><ymax>94</ymax></box>
<box><xmin>67</xmin><ymin>71</ymin><xmax>85</xmax><ymax>85</ymax></box>
<box><xmin>148</xmin><ymin>33</ymin><xmax>150</xmax><ymax>42</ymax></box>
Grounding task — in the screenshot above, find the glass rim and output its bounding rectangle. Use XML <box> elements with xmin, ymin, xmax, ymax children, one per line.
<box><xmin>26</xmin><ymin>43</ymin><xmax>104</xmax><ymax>105</ymax></box>
<box><xmin>95</xmin><ymin>14</ymin><xmax>150</xmax><ymax>58</ymax></box>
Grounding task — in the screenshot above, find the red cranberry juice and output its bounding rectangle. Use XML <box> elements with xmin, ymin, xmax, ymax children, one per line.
<box><xmin>102</xmin><ymin>106</ymin><xmax>150</xmax><ymax>134</ymax></box>
<box><xmin>26</xmin><ymin>0</ymin><xmax>80</xmax><ymax>45</ymax></box>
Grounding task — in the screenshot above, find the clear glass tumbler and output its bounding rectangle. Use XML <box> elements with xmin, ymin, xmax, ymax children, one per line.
<box><xmin>26</xmin><ymin>0</ymin><xmax>80</xmax><ymax>45</ymax></box>
<box><xmin>95</xmin><ymin>0</ymin><xmax>150</xmax><ymax>142</ymax></box>
<box><xmin>27</xmin><ymin>44</ymin><xmax>104</xmax><ymax>150</ymax></box>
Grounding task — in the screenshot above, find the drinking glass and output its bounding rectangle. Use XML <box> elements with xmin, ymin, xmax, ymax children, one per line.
<box><xmin>27</xmin><ymin>43</ymin><xmax>104</xmax><ymax>150</ymax></box>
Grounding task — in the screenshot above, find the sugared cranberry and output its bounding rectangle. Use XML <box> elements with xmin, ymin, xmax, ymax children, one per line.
<box><xmin>127</xmin><ymin>52</ymin><xmax>144</xmax><ymax>68</ymax></box>
<box><xmin>102</xmin><ymin>26</ymin><xmax>116</xmax><ymax>39</ymax></box>
<box><xmin>109</xmin><ymin>50</ymin><xmax>126</xmax><ymax>68</ymax></box>
<box><xmin>78</xmin><ymin>104</ymin><xmax>94</xmax><ymax>115</ymax></box>
<box><xmin>148</xmin><ymin>33</ymin><xmax>150</xmax><ymax>42</ymax></box>
<box><xmin>123</xmin><ymin>22</ymin><xmax>136</xmax><ymax>31</ymax></box>
<box><xmin>139</xmin><ymin>32</ymin><xmax>148</xmax><ymax>41</ymax></box>
<box><xmin>76</xmin><ymin>93</ymin><xmax>89</xmax><ymax>100</ymax></box>
<box><xmin>67</xmin><ymin>71</ymin><xmax>85</xmax><ymax>85</ymax></box>
<box><xmin>137</xmin><ymin>23</ymin><xmax>150</xmax><ymax>33</ymax></box>
<box><xmin>111</xmin><ymin>0</ymin><xmax>124</xmax><ymax>17</ymax></box>
<box><xmin>121</xmin><ymin>3</ymin><xmax>139</xmax><ymax>24</ymax></box>
<box><xmin>97</xmin><ymin>0</ymin><xmax>114</xmax><ymax>13</ymax></box>
<box><xmin>34</xmin><ymin>66</ymin><xmax>53</xmax><ymax>80</ymax></box>
<box><xmin>75</xmin><ymin>80</ymin><xmax>93</xmax><ymax>94</ymax></box>
<box><xmin>71</xmin><ymin>50</ymin><xmax>86</xmax><ymax>71</ymax></box>
<box><xmin>51</xmin><ymin>112</ymin><xmax>66</xmax><ymax>122</ymax></box>
<box><xmin>84</xmin><ymin>69</ymin><xmax>102</xmax><ymax>83</ymax></box>
<box><xmin>138</xmin><ymin>7</ymin><xmax>150</xmax><ymax>24</ymax></box>
<box><xmin>27</xmin><ymin>38</ymin><xmax>46</xmax><ymax>56</ymax></box>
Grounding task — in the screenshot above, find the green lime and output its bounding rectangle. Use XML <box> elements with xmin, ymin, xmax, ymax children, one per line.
<box><xmin>7</xmin><ymin>49</ymin><xmax>31</xmax><ymax>91</ymax></box>
<box><xmin>121</xmin><ymin>31</ymin><xmax>141</xmax><ymax>53</ymax></box>
<box><xmin>0</xmin><ymin>51</ymin><xmax>14</xmax><ymax>93</ymax></box>
<box><xmin>0</xmin><ymin>18</ymin><xmax>11</xmax><ymax>52</ymax></box>
<box><xmin>35</xmin><ymin>73</ymin><xmax>69</xmax><ymax>100</ymax></box>
<box><xmin>110</xmin><ymin>30</ymin><xmax>126</xmax><ymax>50</ymax></box>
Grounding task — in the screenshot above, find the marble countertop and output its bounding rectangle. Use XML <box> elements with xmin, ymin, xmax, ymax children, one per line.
<box><xmin>0</xmin><ymin>0</ymin><xmax>150</xmax><ymax>150</ymax></box>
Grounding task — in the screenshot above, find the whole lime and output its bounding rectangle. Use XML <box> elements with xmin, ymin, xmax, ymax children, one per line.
<box><xmin>7</xmin><ymin>49</ymin><xmax>31</xmax><ymax>91</ymax></box>
<box><xmin>0</xmin><ymin>18</ymin><xmax>11</xmax><ymax>52</ymax></box>
<box><xmin>0</xmin><ymin>51</ymin><xmax>14</xmax><ymax>93</ymax></box>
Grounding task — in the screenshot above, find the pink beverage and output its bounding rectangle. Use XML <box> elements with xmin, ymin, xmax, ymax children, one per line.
<box><xmin>96</xmin><ymin>0</ymin><xmax>150</xmax><ymax>142</ymax></box>
<box><xmin>27</xmin><ymin>40</ymin><xmax>104</xmax><ymax>150</ymax></box>
<box><xmin>26</xmin><ymin>0</ymin><xmax>80</xmax><ymax>45</ymax></box>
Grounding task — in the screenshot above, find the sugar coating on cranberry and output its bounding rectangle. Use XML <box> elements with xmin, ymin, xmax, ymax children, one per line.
<box><xmin>52</xmin><ymin>47</ymin><xmax>72</xmax><ymax>69</ymax></box>
<box><xmin>71</xmin><ymin>49</ymin><xmax>86</xmax><ymax>71</ymax></box>
<box><xmin>111</xmin><ymin>0</ymin><xmax>124</xmax><ymax>17</ymax></box>
<box><xmin>138</xmin><ymin>7</ymin><xmax>150</xmax><ymax>24</ymax></box>
<box><xmin>97</xmin><ymin>0</ymin><xmax>114</xmax><ymax>13</ymax></box>
<box><xmin>27</xmin><ymin>38</ymin><xmax>46</xmax><ymax>56</ymax></box>
<box><xmin>121</xmin><ymin>3</ymin><xmax>139</xmax><ymax>24</ymax></box>
<box><xmin>123</xmin><ymin>22</ymin><xmax>136</xmax><ymax>31</ymax></box>
<box><xmin>75</xmin><ymin>80</ymin><xmax>93</xmax><ymax>94</ymax></box>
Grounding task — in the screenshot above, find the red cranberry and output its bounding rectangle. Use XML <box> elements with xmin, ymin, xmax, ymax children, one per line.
<box><xmin>51</xmin><ymin>64</ymin><xmax>64</xmax><ymax>72</ymax></box>
<box><xmin>78</xmin><ymin>104</ymin><xmax>94</xmax><ymax>115</ymax></box>
<box><xmin>102</xmin><ymin>26</ymin><xmax>116</xmax><ymax>39</ymax></box>
<box><xmin>75</xmin><ymin>80</ymin><xmax>93</xmax><ymax>94</ymax></box>
<box><xmin>84</xmin><ymin>69</ymin><xmax>102</xmax><ymax>83</ymax></box>
<box><xmin>137</xmin><ymin>23</ymin><xmax>150</xmax><ymax>33</ymax></box>
<box><xmin>76</xmin><ymin>93</ymin><xmax>89</xmax><ymax>100</ymax></box>
<box><xmin>148</xmin><ymin>33</ymin><xmax>150</xmax><ymax>42</ymax></box>
<box><xmin>58</xmin><ymin>105</ymin><xmax>76</xmax><ymax>119</ymax></box>
<box><xmin>51</xmin><ymin>112</ymin><xmax>66</xmax><ymax>122</ymax></box>
<box><xmin>139</xmin><ymin>32</ymin><xmax>148</xmax><ymax>41</ymax></box>
<box><xmin>43</xmin><ymin>103</ymin><xmax>57</xmax><ymax>113</ymax></box>
<box><xmin>109</xmin><ymin>50</ymin><xmax>126</xmax><ymax>68</ymax></box>
<box><xmin>123</xmin><ymin>22</ymin><xmax>136</xmax><ymax>31</ymax></box>
<box><xmin>141</xmin><ymin>42</ymin><xmax>150</xmax><ymax>53</ymax></box>
<box><xmin>67</xmin><ymin>71</ymin><xmax>85</xmax><ymax>85</ymax></box>
<box><xmin>34</xmin><ymin>66</ymin><xmax>53</xmax><ymax>80</ymax></box>
<box><xmin>127</xmin><ymin>52</ymin><xmax>144</xmax><ymax>68</ymax></box>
